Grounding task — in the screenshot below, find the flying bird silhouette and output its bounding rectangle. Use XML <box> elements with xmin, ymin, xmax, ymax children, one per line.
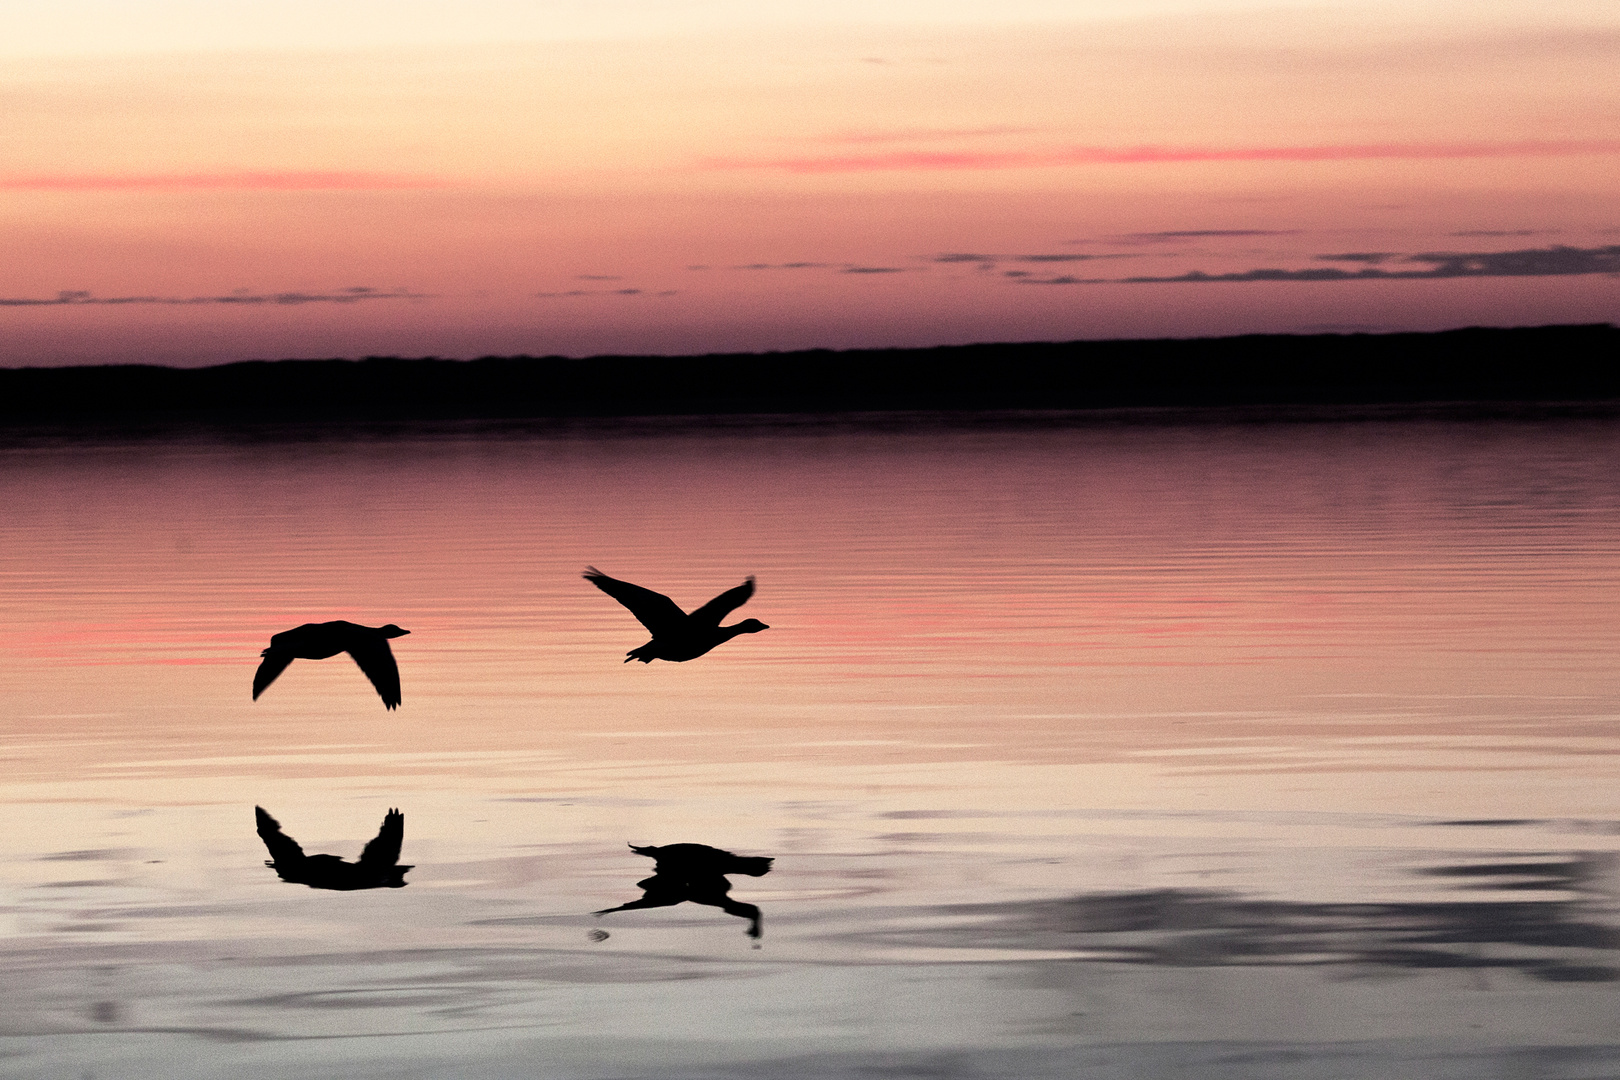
<box><xmin>252</xmin><ymin>621</ymin><xmax>410</xmax><ymax>708</ymax></box>
<box><xmin>254</xmin><ymin>806</ymin><xmax>413</xmax><ymax>890</ymax></box>
<box><xmin>583</xmin><ymin>568</ymin><xmax>768</xmax><ymax>663</ymax></box>
<box><xmin>594</xmin><ymin>843</ymin><xmax>774</xmax><ymax>938</ymax></box>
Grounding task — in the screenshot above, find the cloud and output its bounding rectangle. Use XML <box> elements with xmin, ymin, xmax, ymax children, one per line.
<box><xmin>732</xmin><ymin>262</ymin><xmax>840</xmax><ymax>270</ymax></box>
<box><xmin>0</xmin><ymin>171</ymin><xmax>448</xmax><ymax>191</ymax></box>
<box><xmin>576</xmin><ymin>274</ymin><xmax>622</xmax><ymax>281</ymax></box>
<box><xmin>973</xmin><ymin>244</ymin><xmax>1620</xmax><ymax>286</ymax></box>
<box><xmin>1112</xmin><ymin>230</ymin><xmax>1299</xmax><ymax>243</ymax></box>
<box><xmin>1316</xmin><ymin>252</ymin><xmax>1397</xmax><ymax>264</ymax></box>
<box><xmin>1120</xmin><ymin>268</ymin><xmax>1379</xmax><ymax>283</ymax></box>
<box><xmin>933</xmin><ymin>252</ymin><xmax>1140</xmax><ymax>268</ymax></box>
<box><xmin>1407</xmin><ymin>245</ymin><xmax>1620</xmax><ymax>277</ymax></box>
<box><xmin>1114</xmin><ymin>244</ymin><xmax>1620</xmax><ymax>284</ymax></box>
<box><xmin>723</xmin><ymin>262</ymin><xmax>906</xmax><ymax>274</ymax></box>
<box><xmin>0</xmin><ymin>287</ymin><xmax>428</xmax><ymax>306</ymax></box>
<box><xmin>1449</xmin><ymin>229</ymin><xmax>1551</xmax><ymax>237</ymax></box>
<box><xmin>534</xmin><ymin>288</ymin><xmax>676</xmax><ymax>298</ymax></box>
<box><xmin>707</xmin><ymin>140</ymin><xmax>1620</xmax><ymax>174</ymax></box>
<box><xmin>1009</xmin><ymin>274</ymin><xmax>1108</xmax><ymax>285</ymax></box>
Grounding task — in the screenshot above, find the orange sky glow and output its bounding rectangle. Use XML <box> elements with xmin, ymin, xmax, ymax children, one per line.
<box><xmin>2</xmin><ymin>0</ymin><xmax>1616</xmax><ymax>365</ymax></box>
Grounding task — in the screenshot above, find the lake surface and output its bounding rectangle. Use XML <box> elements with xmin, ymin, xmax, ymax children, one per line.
<box><xmin>2</xmin><ymin>413</ymin><xmax>1619</xmax><ymax>1079</ymax></box>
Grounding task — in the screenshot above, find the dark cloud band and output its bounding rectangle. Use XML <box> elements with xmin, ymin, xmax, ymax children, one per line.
<box><xmin>990</xmin><ymin>245</ymin><xmax>1620</xmax><ymax>285</ymax></box>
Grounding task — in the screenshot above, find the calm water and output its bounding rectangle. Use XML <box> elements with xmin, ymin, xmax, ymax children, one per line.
<box><xmin>2</xmin><ymin>415</ymin><xmax>1619</xmax><ymax>1079</ymax></box>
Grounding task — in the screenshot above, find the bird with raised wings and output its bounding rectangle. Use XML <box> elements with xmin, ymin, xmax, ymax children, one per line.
<box><xmin>254</xmin><ymin>806</ymin><xmax>413</xmax><ymax>890</ymax></box>
<box><xmin>252</xmin><ymin>621</ymin><xmax>410</xmax><ymax>709</ymax></box>
<box><xmin>583</xmin><ymin>568</ymin><xmax>768</xmax><ymax>663</ymax></box>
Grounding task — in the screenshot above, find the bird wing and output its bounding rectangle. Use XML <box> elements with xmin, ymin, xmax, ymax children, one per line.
<box><xmin>359</xmin><ymin>808</ymin><xmax>404</xmax><ymax>868</ymax></box>
<box><xmin>346</xmin><ymin>640</ymin><xmax>402</xmax><ymax>709</ymax></box>
<box><xmin>688</xmin><ymin>577</ymin><xmax>755</xmax><ymax>628</ymax></box>
<box><xmin>584</xmin><ymin>568</ymin><xmax>687</xmax><ymax>635</ymax></box>
<box><xmin>252</xmin><ymin>649</ymin><xmax>295</xmax><ymax>700</ymax></box>
<box><xmin>255</xmin><ymin>806</ymin><xmax>307</xmax><ymax>864</ymax></box>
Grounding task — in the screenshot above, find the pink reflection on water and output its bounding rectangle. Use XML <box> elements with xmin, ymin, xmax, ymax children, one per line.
<box><xmin>0</xmin><ymin>419</ymin><xmax>1615</xmax><ymax>765</ymax></box>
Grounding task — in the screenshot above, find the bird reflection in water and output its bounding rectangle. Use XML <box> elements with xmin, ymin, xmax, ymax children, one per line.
<box><xmin>595</xmin><ymin>843</ymin><xmax>774</xmax><ymax>938</ymax></box>
<box><xmin>255</xmin><ymin>806</ymin><xmax>413</xmax><ymax>890</ymax></box>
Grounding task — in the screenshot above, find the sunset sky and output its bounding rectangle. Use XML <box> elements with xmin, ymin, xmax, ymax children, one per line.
<box><xmin>2</xmin><ymin>0</ymin><xmax>1617</xmax><ymax>365</ymax></box>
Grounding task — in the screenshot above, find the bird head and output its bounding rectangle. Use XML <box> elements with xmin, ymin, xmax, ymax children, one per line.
<box><xmin>380</xmin><ymin>624</ymin><xmax>411</xmax><ymax>638</ymax></box>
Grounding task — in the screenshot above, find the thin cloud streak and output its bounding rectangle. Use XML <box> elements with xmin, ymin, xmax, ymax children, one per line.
<box><xmin>0</xmin><ymin>287</ymin><xmax>428</xmax><ymax>307</ymax></box>
<box><xmin>731</xmin><ymin>262</ymin><xmax>841</xmax><ymax>270</ymax></box>
<box><xmin>933</xmin><ymin>252</ymin><xmax>1142</xmax><ymax>266</ymax></box>
<box><xmin>1112</xmin><ymin>230</ymin><xmax>1299</xmax><ymax>242</ymax></box>
<box><xmin>1006</xmin><ymin>244</ymin><xmax>1620</xmax><ymax>284</ymax></box>
<box><xmin>709</xmin><ymin>140</ymin><xmax>1620</xmax><ymax>173</ymax></box>
<box><xmin>0</xmin><ymin>172</ymin><xmax>450</xmax><ymax>191</ymax></box>
<box><xmin>534</xmin><ymin>288</ymin><xmax>677</xmax><ymax>298</ymax></box>
<box><xmin>1317</xmin><ymin>252</ymin><xmax>1397</xmax><ymax>264</ymax></box>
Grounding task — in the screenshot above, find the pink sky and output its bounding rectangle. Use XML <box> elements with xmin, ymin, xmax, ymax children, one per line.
<box><xmin>2</xmin><ymin>0</ymin><xmax>1616</xmax><ymax>365</ymax></box>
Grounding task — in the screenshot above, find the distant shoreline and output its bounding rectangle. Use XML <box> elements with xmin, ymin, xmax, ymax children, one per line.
<box><xmin>2</xmin><ymin>324</ymin><xmax>1617</xmax><ymax>431</ymax></box>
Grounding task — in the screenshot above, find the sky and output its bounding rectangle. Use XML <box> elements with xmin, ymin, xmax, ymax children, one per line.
<box><xmin>1</xmin><ymin>0</ymin><xmax>1617</xmax><ymax>366</ymax></box>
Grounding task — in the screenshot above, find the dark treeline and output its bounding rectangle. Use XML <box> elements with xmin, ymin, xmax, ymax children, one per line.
<box><xmin>3</xmin><ymin>324</ymin><xmax>1617</xmax><ymax>427</ymax></box>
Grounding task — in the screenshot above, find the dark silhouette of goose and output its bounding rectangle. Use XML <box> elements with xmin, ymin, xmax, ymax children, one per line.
<box><xmin>252</xmin><ymin>621</ymin><xmax>410</xmax><ymax>709</ymax></box>
<box><xmin>594</xmin><ymin>843</ymin><xmax>773</xmax><ymax>938</ymax></box>
<box><xmin>583</xmin><ymin>568</ymin><xmax>768</xmax><ymax>663</ymax></box>
<box><xmin>254</xmin><ymin>806</ymin><xmax>412</xmax><ymax>890</ymax></box>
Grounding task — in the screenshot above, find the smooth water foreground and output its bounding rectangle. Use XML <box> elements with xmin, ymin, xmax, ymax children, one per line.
<box><xmin>1</xmin><ymin>415</ymin><xmax>1618</xmax><ymax>1079</ymax></box>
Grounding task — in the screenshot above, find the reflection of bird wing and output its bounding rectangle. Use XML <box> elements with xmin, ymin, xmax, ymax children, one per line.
<box><xmin>255</xmin><ymin>806</ymin><xmax>306</xmax><ymax>863</ymax></box>
<box><xmin>252</xmin><ymin>649</ymin><xmax>295</xmax><ymax>700</ymax></box>
<box><xmin>584</xmin><ymin>568</ymin><xmax>687</xmax><ymax>635</ymax></box>
<box><xmin>346</xmin><ymin>640</ymin><xmax>402</xmax><ymax>709</ymax></box>
<box><xmin>689</xmin><ymin>577</ymin><xmax>755</xmax><ymax>627</ymax></box>
<box><xmin>359</xmin><ymin>809</ymin><xmax>403</xmax><ymax>868</ymax></box>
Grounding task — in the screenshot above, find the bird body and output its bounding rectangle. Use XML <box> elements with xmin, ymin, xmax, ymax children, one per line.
<box><xmin>254</xmin><ymin>806</ymin><xmax>412</xmax><ymax>890</ymax></box>
<box><xmin>252</xmin><ymin>620</ymin><xmax>410</xmax><ymax>708</ymax></box>
<box><xmin>583</xmin><ymin>568</ymin><xmax>768</xmax><ymax>663</ymax></box>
